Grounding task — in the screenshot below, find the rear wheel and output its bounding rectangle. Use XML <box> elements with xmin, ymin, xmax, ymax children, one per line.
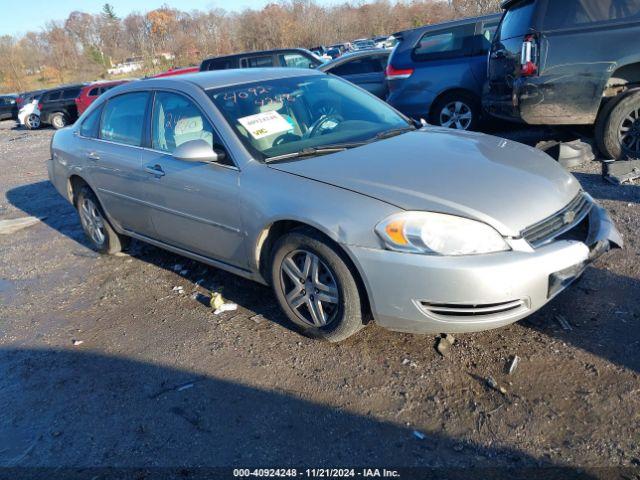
<box><xmin>271</xmin><ymin>230</ymin><xmax>364</xmax><ymax>342</ymax></box>
<box><xmin>76</xmin><ymin>187</ymin><xmax>127</xmax><ymax>254</ymax></box>
<box><xmin>430</xmin><ymin>92</ymin><xmax>480</xmax><ymax>131</ymax></box>
<box><xmin>25</xmin><ymin>114</ymin><xmax>40</xmax><ymax>130</ymax></box>
<box><xmin>50</xmin><ymin>112</ymin><xmax>68</xmax><ymax>130</ymax></box>
<box><xmin>596</xmin><ymin>90</ymin><xmax>640</xmax><ymax>160</ymax></box>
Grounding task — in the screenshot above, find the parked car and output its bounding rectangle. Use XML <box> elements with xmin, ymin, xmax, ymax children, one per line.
<box><xmin>17</xmin><ymin>98</ymin><xmax>41</xmax><ymax>129</ymax></box>
<box><xmin>48</xmin><ymin>68</ymin><xmax>621</xmax><ymax>342</ymax></box>
<box><xmin>37</xmin><ymin>84</ymin><xmax>86</xmax><ymax>129</ymax></box>
<box><xmin>200</xmin><ymin>48</ymin><xmax>322</xmax><ymax>71</ymax></box>
<box><xmin>76</xmin><ymin>80</ymin><xmax>130</xmax><ymax>116</ymax></box>
<box><xmin>386</xmin><ymin>14</ymin><xmax>501</xmax><ymax>130</ymax></box>
<box><xmin>328</xmin><ymin>43</ymin><xmax>349</xmax><ymax>55</ymax></box>
<box><xmin>351</xmin><ymin>39</ymin><xmax>377</xmax><ymax>50</ymax></box>
<box><xmin>16</xmin><ymin>89</ymin><xmax>45</xmax><ymax>110</ymax></box>
<box><xmin>0</xmin><ymin>94</ymin><xmax>18</xmax><ymax>121</ymax></box>
<box><xmin>484</xmin><ymin>0</ymin><xmax>640</xmax><ymax>160</ymax></box>
<box><xmin>151</xmin><ymin>66</ymin><xmax>199</xmax><ymax>78</ymax></box>
<box><xmin>372</xmin><ymin>35</ymin><xmax>388</xmax><ymax>48</ymax></box>
<box><xmin>324</xmin><ymin>48</ymin><xmax>342</xmax><ymax>60</ymax></box>
<box><xmin>319</xmin><ymin>49</ymin><xmax>391</xmax><ymax>99</ymax></box>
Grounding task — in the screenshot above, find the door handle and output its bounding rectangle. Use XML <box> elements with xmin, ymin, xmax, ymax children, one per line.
<box><xmin>87</xmin><ymin>151</ymin><xmax>100</xmax><ymax>161</ymax></box>
<box><xmin>144</xmin><ymin>164</ymin><xmax>165</xmax><ymax>177</ymax></box>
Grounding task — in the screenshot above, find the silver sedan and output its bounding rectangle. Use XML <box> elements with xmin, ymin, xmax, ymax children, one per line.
<box><xmin>48</xmin><ymin>68</ymin><xmax>622</xmax><ymax>342</ymax></box>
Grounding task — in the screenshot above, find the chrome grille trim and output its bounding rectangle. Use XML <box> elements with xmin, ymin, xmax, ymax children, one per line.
<box><xmin>418</xmin><ymin>299</ymin><xmax>527</xmax><ymax>318</ymax></box>
<box><xmin>522</xmin><ymin>192</ymin><xmax>592</xmax><ymax>248</ymax></box>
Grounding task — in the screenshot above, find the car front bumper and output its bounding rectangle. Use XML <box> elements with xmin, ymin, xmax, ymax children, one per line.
<box><xmin>347</xmin><ymin>205</ymin><xmax>622</xmax><ymax>334</ymax></box>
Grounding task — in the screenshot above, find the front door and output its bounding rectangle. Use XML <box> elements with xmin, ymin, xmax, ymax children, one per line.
<box><xmin>141</xmin><ymin>91</ymin><xmax>246</xmax><ymax>267</ymax></box>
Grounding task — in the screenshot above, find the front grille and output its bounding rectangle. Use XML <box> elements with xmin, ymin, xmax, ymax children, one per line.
<box><xmin>418</xmin><ymin>299</ymin><xmax>527</xmax><ymax>318</ymax></box>
<box><xmin>522</xmin><ymin>192</ymin><xmax>592</xmax><ymax>248</ymax></box>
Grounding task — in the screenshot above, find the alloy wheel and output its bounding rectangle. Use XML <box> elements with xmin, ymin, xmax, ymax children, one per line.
<box><xmin>439</xmin><ymin>101</ymin><xmax>473</xmax><ymax>130</ymax></box>
<box><xmin>619</xmin><ymin>107</ymin><xmax>640</xmax><ymax>156</ymax></box>
<box><xmin>79</xmin><ymin>197</ymin><xmax>106</xmax><ymax>246</ymax></box>
<box><xmin>279</xmin><ymin>249</ymin><xmax>340</xmax><ymax>327</ymax></box>
<box><xmin>28</xmin><ymin>114</ymin><xmax>40</xmax><ymax>129</ymax></box>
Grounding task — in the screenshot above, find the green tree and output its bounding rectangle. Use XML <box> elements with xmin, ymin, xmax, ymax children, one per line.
<box><xmin>102</xmin><ymin>3</ymin><xmax>118</xmax><ymax>21</ymax></box>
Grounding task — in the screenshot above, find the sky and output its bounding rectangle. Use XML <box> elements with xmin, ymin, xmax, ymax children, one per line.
<box><xmin>0</xmin><ymin>0</ymin><xmax>315</xmax><ymax>36</ymax></box>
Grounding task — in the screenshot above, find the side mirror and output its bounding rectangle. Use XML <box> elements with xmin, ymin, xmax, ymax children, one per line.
<box><xmin>173</xmin><ymin>139</ymin><xmax>226</xmax><ymax>163</ymax></box>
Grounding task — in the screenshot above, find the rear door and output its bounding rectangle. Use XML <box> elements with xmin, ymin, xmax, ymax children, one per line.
<box><xmin>487</xmin><ymin>0</ymin><xmax>537</xmax><ymax>99</ymax></box>
<box><xmin>328</xmin><ymin>54</ymin><xmax>389</xmax><ymax>98</ymax></box>
<box><xmin>84</xmin><ymin>91</ymin><xmax>155</xmax><ymax>236</ymax></box>
<box><xmin>140</xmin><ymin>91</ymin><xmax>245</xmax><ymax>266</ymax></box>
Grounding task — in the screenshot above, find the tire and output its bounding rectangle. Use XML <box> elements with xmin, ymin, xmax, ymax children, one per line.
<box><xmin>50</xmin><ymin>112</ymin><xmax>68</xmax><ymax>130</ymax></box>
<box><xmin>24</xmin><ymin>114</ymin><xmax>41</xmax><ymax>130</ymax></box>
<box><xmin>595</xmin><ymin>90</ymin><xmax>640</xmax><ymax>160</ymax></box>
<box><xmin>270</xmin><ymin>229</ymin><xmax>364</xmax><ymax>342</ymax></box>
<box><xmin>430</xmin><ymin>91</ymin><xmax>480</xmax><ymax>131</ymax></box>
<box><xmin>76</xmin><ymin>187</ymin><xmax>128</xmax><ymax>255</ymax></box>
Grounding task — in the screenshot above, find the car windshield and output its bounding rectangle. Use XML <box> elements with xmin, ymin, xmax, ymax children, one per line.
<box><xmin>207</xmin><ymin>75</ymin><xmax>411</xmax><ymax>161</ymax></box>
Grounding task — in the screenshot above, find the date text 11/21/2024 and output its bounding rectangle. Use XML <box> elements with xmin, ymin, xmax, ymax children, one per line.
<box><xmin>232</xmin><ymin>468</ymin><xmax>401</xmax><ymax>478</ymax></box>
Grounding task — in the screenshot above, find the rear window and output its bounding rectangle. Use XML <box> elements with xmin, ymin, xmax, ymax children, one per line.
<box><xmin>203</xmin><ymin>58</ymin><xmax>234</xmax><ymax>71</ymax></box>
<box><xmin>241</xmin><ymin>55</ymin><xmax>274</xmax><ymax>68</ymax></box>
<box><xmin>543</xmin><ymin>0</ymin><xmax>640</xmax><ymax>30</ymax></box>
<box><xmin>498</xmin><ymin>0</ymin><xmax>536</xmax><ymax>40</ymax></box>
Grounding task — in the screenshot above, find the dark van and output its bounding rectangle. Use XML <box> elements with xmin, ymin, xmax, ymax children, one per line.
<box><xmin>200</xmin><ymin>48</ymin><xmax>322</xmax><ymax>72</ymax></box>
<box><xmin>385</xmin><ymin>14</ymin><xmax>501</xmax><ymax>130</ymax></box>
<box><xmin>484</xmin><ymin>0</ymin><xmax>640</xmax><ymax>159</ymax></box>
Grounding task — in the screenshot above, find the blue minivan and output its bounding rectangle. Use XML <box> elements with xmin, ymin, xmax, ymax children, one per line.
<box><xmin>386</xmin><ymin>14</ymin><xmax>501</xmax><ymax>130</ymax></box>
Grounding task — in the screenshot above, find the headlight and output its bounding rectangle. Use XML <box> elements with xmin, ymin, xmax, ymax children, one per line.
<box><xmin>375</xmin><ymin>212</ymin><xmax>509</xmax><ymax>256</ymax></box>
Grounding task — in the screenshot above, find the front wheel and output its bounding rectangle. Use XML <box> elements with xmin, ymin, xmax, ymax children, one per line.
<box><xmin>430</xmin><ymin>92</ymin><xmax>480</xmax><ymax>131</ymax></box>
<box><xmin>596</xmin><ymin>90</ymin><xmax>640</xmax><ymax>160</ymax></box>
<box><xmin>270</xmin><ymin>230</ymin><xmax>364</xmax><ymax>342</ymax></box>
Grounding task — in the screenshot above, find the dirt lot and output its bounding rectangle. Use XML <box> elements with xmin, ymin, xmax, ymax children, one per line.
<box><xmin>0</xmin><ymin>120</ymin><xmax>639</xmax><ymax>477</ymax></box>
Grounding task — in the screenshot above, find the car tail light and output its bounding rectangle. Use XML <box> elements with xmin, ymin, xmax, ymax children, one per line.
<box><xmin>385</xmin><ymin>65</ymin><xmax>414</xmax><ymax>80</ymax></box>
<box><xmin>38</xmin><ymin>102</ymin><xmax>43</xmax><ymax>110</ymax></box>
<box><xmin>520</xmin><ymin>34</ymin><xmax>538</xmax><ymax>77</ymax></box>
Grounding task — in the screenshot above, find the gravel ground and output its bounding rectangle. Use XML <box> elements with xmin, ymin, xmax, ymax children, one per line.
<box><xmin>0</xmin><ymin>120</ymin><xmax>639</xmax><ymax>477</ymax></box>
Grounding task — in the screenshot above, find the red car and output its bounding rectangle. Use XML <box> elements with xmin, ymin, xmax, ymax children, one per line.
<box><xmin>151</xmin><ymin>66</ymin><xmax>199</xmax><ymax>78</ymax></box>
<box><xmin>75</xmin><ymin>80</ymin><xmax>130</xmax><ymax>115</ymax></box>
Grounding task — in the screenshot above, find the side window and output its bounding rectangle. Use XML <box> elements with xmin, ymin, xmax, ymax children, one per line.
<box><xmin>413</xmin><ymin>24</ymin><xmax>474</xmax><ymax>60</ymax></box>
<box><xmin>80</xmin><ymin>105</ymin><xmax>103</xmax><ymax>138</ymax></box>
<box><xmin>63</xmin><ymin>88</ymin><xmax>81</xmax><ymax>100</ymax></box>
<box><xmin>100</xmin><ymin>92</ymin><xmax>149</xmax><ymax>146</ymax></box>
<box><xmin>479</xmin><ymin>20</ymin><xmax>499</xmax><ymax>53</ymax></box>
<box><xmin>544</xmin><ymin>0</ymin><xmax>640</xmax><ymax>29</ymax></box>
<box><xmin>331</xmin><ymin>57</ymin><xmax>382</xmax><ymax>76</ymax></box>
<box><xmin>280</xmin><ymin>53</ymin><xmax>315</xmax><ymax>68</ymax></box>
<box><xmin>151</xmin><ymin>92</ymin><xmax>231</xmax><ymax>165</ymax></box>
<box><xmin>242</xmin><ymin>56</ymin><xmax>274</xmax><ymax>68</ymax></box>
<box><xmin>89</xmin><ymin>87</ymin><xmax>101</xmax><ymax>97</ymax></box>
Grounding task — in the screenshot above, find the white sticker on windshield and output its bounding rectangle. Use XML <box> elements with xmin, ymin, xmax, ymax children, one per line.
<box><xmin>237</xmin><ymin>111</ymin><xmax>292</xmax><ymax>139</ymax></box>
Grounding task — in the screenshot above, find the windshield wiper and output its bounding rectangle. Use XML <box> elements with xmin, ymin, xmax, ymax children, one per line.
<box><xmin>265</xmin><ymin>142</ymin><xmax>367</xmax><ymax>163</ymax></box>
<box><xmin>373</xmin><ymin>125</ymin><xmax>416</xmax><ymax>141</ymax></box>
<box><xmin>265</xmin><ymin>146</ymin><xmax>349</xmax><ymax>163</ymax></box>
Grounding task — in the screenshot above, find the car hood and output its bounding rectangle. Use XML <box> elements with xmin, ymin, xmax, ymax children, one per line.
<box><xmin>268</xmin><ymin>128</ymin><xmax>581</xmax><ymax>236</ymax></box>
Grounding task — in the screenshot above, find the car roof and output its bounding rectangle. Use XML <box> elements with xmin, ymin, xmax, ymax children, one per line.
<box><xmin>318</xmin><ymin>49</ymin><xmax>391</xmax><ymax>71</ymax></box>
<box><xmin>394</xmin><ymin>13</ymin><xmax>501</xmax><ymax>38</ymax></box>
<box><xmin>136</xmin><ymin>68</ymin><xmax>324</xmax><ymax>91</ymax></box>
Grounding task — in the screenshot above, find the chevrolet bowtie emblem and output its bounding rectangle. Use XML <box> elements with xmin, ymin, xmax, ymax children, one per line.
<box><xmin>563</xmin><ymin>210</ymin><xmax>576</xmax><ymax>225</ymax></box>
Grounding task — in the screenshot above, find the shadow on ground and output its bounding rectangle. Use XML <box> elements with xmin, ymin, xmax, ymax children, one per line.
<box><xmin>0</xmin><ymin>347</ymin><xmax>606</xmax><ymax>479</ymax></box>
<box><xmin>6</xmin><ymin>180</ymin><xmax>640</xmax><ymax>374</ymax></box>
